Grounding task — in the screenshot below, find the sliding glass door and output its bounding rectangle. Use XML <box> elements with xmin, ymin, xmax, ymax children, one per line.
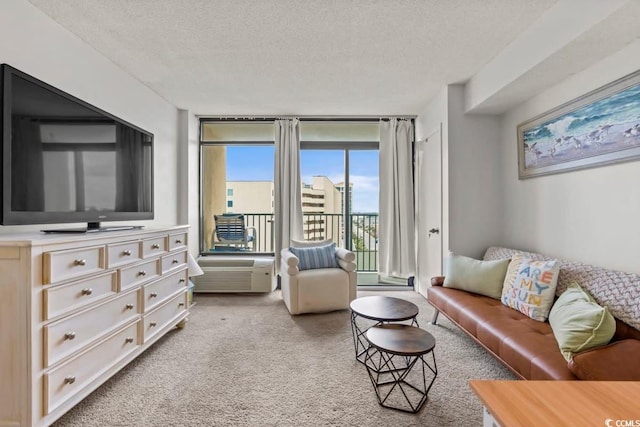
<box><xmin>299</xmin><ymin>121</ymin><xmax>380</xmax><ymax>284</ymax></box>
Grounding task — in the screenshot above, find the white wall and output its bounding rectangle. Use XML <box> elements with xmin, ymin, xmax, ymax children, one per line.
<box><xmin>500</xmin><ymin>40</ymin><xmax>640</xmax><ymax>273</ymax></box>
<box><xmin>415</xmin><ymin>85</ymin><xmax>502</xmax><ymax>260</ymax></box>
<box><xmin>0</xmin><ymin>0</ymin><xmax>181</xmax><ymax>234</ymax></box>
<box><xmin>447</xmin><ymin>86</ymin><xmax>502</xmax><ymax>258</ymax></box>
<box><xmin>177</xmin><ymin>110</ymin><xmax>201</xmax><ymax>256</ymax></box>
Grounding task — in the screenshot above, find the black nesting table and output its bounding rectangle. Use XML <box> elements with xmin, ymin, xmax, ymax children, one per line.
<box><xmin>364</xmin><ymin>324</ymin><xmax>437</xmax><ymax>413</ymax></box>
<box><xmin>349</xmin><ymin>296</ymin><xmax>419</xmax><ymax>364</ymax></box>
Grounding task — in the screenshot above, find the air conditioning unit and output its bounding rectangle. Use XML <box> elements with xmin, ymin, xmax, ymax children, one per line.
<box><xmin>193</xmin><ymin>256</ymin><xmax>275</xmax><ymax>293</ymax></box>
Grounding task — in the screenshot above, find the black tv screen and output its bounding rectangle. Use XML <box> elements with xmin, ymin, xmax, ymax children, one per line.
<box><xmin>1</xmin><ymin>64</ymin><xmax>154</xmax><ymax>230</ymax></box>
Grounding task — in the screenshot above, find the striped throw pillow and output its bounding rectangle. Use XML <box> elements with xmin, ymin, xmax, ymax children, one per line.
<box><xmin>289</xmin><ymin>243</ymin><xmax>338</xmax><ymax>270</ymax></box>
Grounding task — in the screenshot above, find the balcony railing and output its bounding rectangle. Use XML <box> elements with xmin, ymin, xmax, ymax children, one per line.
<box><xmin>209</xmin><ymin>213</ymin><xmax>379</xmax><ymax>272</ymax></box>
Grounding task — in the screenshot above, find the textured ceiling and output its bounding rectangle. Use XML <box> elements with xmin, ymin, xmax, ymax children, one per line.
<box><xmin>24</xmin><ymin>0</ymin><xmax>638</xmax><ymax>116</ymax></box>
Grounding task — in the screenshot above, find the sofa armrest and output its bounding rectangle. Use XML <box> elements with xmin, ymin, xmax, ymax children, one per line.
<box><xmin>431</xmin><ymin>276</ymin><xmax>445</xmax><ymax>286</ymax></box>
<box><xmin>568</xmin><ymin>339</ymin><xmax>640</xmax><ymax>380</ymax></box>
<box><xmin>337</xmin><ymin>259</ymin><xmax>356</xmax><ymax>272</ymax></box>
<box><xmin>335</xmin><ymin>247</ymin><xmax>356</xmax><ymax>262</ymax></box>
<box><xmin>281</xmin><ymin>248</ymin><xmax>299</xmax><ymax>276</ymax></box>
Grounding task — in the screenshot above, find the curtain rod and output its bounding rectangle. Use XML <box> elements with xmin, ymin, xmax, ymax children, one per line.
<box><xmin>198</xmin><ymin>115</ymin><xmax>417</xmax><ymax>121</ymax></box>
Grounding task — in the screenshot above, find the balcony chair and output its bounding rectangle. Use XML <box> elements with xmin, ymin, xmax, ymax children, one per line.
<box><xmin>280</xmin><ymin>240</ymin><xmax>357</xmax><ymax>315</ymax></box>
<box><xmin>212</xmin><ymin>214</ymin><xmax>256</xmax><ymax>251</ymax></box>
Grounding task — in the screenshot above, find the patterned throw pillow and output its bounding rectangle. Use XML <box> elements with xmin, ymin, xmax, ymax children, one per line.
<box><xmin>501</xmin><ymin>254</ymin><xmax>560</xmax><ymax>322</ymax></box>
<box><xmin>289</xmin><ymin>243</ymin><xmax>339</xmax><ymax>270</ymax></box>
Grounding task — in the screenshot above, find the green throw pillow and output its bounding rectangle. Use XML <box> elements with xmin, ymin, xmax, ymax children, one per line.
<box><xmin>549</xmin><ymin>282</ymin><xmax>616</xmax><ymax>361</ymax></box>
<box><xmin>443</xmin><ymin>254</ymin><xmax>510</xmax><ymax>299</ymax></box>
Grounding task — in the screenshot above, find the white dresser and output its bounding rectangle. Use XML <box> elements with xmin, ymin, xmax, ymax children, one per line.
<box><xmin>0</xmin><ymin>225</ymin><xmax>190</xmax><ymax>426</ymax></box>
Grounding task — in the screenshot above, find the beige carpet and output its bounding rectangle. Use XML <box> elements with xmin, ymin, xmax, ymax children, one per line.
<box><xmin>53</xmin><ymin>290</ymin><xmax>516</xmax><ymax>426</ymax></box>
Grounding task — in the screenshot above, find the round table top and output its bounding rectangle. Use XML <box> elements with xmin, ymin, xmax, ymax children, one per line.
<box><xmin>350</xmin><ymin>295</ymin><xmax>419</xmax><ymax>322</ymax></box>
<box><xmin>366</xmin><ymin>324</ymin><xmax>436</xmax><ymax>356</ymax></box>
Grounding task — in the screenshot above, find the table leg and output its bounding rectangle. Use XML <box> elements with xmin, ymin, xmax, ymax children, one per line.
<box><xmin>364</xmin><ymin>347</ymin><xmax>437</xmax><ymax>413</ymax></box>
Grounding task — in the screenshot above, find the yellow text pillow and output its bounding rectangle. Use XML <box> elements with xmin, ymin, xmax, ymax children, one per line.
<box><xmin>501</xmin><ymin>254</ymin><xmax>560</xmax><ymax>322</ymax></box>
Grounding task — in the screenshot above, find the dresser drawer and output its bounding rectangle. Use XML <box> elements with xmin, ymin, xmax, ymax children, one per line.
<box><xmin>160</xmin><ymin>249</ymin><xmax>187</xmax><ymax>274</ymax></box>
<box><xmin>106</xmin><ymin>240</ymin><xmax>142</xmax><ymax>268</ymax></box>
<box><xmin>44</xmin><ymin>321</ymin><xmax>140</xmax><ymax>415</ymax></box>
<box><xmin>44</xmin><ymin>271</ymin><xmax>117</xmax><ymax>320</ymax></box>
<box><xmin>168</xmin><ymin>232</ymin><xmax>188</xmax><ymax>251</ymax></box>
<box><xmin>44</xmin><ymin>289</ymin><xmax>140</xmax><ymax>368</ymax></box>
<box><xmin>141</xmin><ymin>236</ymin><xmax>167</xmax><ymax>258</ymax></box>
<box><xmin>143</xmin><ymin>268</ymin><xmax>188</xmax><ymax>313</ymax></box>
<box><xmin>118</xmin><ymin>258</ymin><xmax>160</xmax><ymax>292</ymax></box>
<box><xmin>43</xmin><ymin>245</ymin><xmax>105</xmax><ymax>284</ymax></box>
<box><xmin>143</xmin><ymin>291</ymin><xmax>187</xmax><ymax>343</ymax></box>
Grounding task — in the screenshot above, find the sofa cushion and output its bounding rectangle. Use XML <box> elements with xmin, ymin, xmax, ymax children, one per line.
<box><xmin>501</xmin><ymin>254</ymin><xmax>560</xmax><ymax>322</ymax></box>
<box><xmin>289</xmin><ymin>243</ymin><xmax>338</xmax><ymax>270</ymax></box>
<box><xmin>443</xmin><ymin>254</ymin><xmax>510</xmax><ymax>299</ymax></box>
<box><xmin>549</xmin><ymin>283</ymin><xmax>616</xmax><ymax>361</ymax></box>
<box><xmin>568</xmin><ymin>339</ymin><xmax>640</xmax><ymax>380</ymax></box>
<box><xmin>296</xmin><ymin>268</ymin><xmax>352</xmax><ymax>314</ymax></box>
<box><xmin>427</xmin><ymin>285</ymin><xmax>575</xmax><ymax>380</ymax></box>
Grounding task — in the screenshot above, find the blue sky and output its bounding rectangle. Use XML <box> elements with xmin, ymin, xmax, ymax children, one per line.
<box><xmin>226</xmin><ymin>146</ymin><xmax>379</xmax><ymax>213</ymax></box>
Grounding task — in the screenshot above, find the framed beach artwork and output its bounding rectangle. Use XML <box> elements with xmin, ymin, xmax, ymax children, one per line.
<box><xmin>517</xmin><ymin>70</ymin><xmax>640</xmax><ymax>179</ymax></box>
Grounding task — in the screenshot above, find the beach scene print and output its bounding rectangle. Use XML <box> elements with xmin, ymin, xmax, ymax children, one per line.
<box><xmin>521</xmin><ymin>82</ymin><xmax>640</xmax><ymax>171</ymax></box>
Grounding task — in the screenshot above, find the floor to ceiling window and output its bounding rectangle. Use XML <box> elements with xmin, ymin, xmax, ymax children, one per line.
<box><xmin>199</xmin><ymin>120</ymin><xmax>274</xmax><ymax>255</ymax></box>
<box><xmin>199</xmin><ymin>118</ymin><xmax>391</xmax><ymax>285</ymax></box>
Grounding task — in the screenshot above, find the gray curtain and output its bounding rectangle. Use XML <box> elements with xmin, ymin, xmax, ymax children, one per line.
<box><xmin>274</xmin><ymin>119</ymin><xmax>303</xmax><ymax>272</ymax></box>
<box><xmin>379</xmin><ymin>118</ymin><xmax>416</xmax><ymax>278</ymax></box>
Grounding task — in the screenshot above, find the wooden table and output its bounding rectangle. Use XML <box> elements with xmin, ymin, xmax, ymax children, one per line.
<box><xmin>350</xmin><ymin>296</ymin><xmax>419</xmax><ymax>363</ymax></box>
<box><xmin>350</xmin><ymin>295</ymin><xmax>419</xmax><ymax>322</ymax></box>
<box><xmin>470</xmin><ymin>380</ymin><xmax>640</xmax><ymax>427</ymax></box>
<box><xmin>365</xmin><ymin>324</ymin><xmax>437</xmax><ymax>413</ymax></box>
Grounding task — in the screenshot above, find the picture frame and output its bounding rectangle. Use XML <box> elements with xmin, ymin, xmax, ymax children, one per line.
<box><xmin>517</xmin><ymin>69</ymin><xmax>640</xmax><ymax>179</ymax></box>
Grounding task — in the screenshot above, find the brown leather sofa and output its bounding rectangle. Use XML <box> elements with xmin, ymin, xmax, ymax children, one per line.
<box><xmin>427</xmin><ymin>246</ymin><xmax>640</xmax><ymax>381</ymax></box>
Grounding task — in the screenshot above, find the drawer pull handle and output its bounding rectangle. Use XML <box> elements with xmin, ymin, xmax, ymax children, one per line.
<box><xmin>125</xmin><ymin>337</ymin><xmax>134</xmax><ymax>344</ymax></box>
<box><xmin>151</xmin><ymin>244</ymin><xmax>160</xmax><ymax>249</ymax></box>
<box><xmin>149</xmin><ymin>322</ymin><xmax>157</xmax><ymax>327</ymax></box>
<box><xmin>74</xmin><ymin>259</ymin><xmax>86</xmax><ymax>266</ymax></box>
<box><xmin>122</xmin><ymin>250</ymin><xmax>132</xmax><ymax>256</ymax></box>
<box><xmin>64</xmin><ymin>332</ymin><xmax>76</xmax><ymax>340</ymax></box>
<box><xmin>138</xmin><ymin>270</ymin><xmax>147</xmax><ymax>276</ymax></box>
<box><xmin>150</xmin><ymin>293</ymin><xmax>158</xmax><ymax>298</ymax></box>
<box><xmin>64</xmin><ymin>376</ymin><xmax>76</xmax><ymax>385</ymax></box>
<box><xmin>125</xmin><ymin>304</ymin><xmax>135</xmax><ymax>310</ymax></box>
<box><xmin>175</xmin><ymin>239</ymin><xmax>183</xmax><ymax>244</ymax></box>
<box><xmin>172</xmin><ymin>259</ymin><xmax>179</xmax><ymax>264</ymax></box>
<box><xmin>178</xmin><ymin>302</ymin><xmax>185</xmax><ymax>307</ymax></box>
<box><xmin>179</xmin><ymin>279</ymin><xmax>186</xmax><ymax>283</ymax></box>
<box><xmin>81</xmin><ymin>288</ymin><xmax>93</xmax><ymax>296</ymax></box>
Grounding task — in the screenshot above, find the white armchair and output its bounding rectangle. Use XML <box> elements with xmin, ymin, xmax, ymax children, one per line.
<box><xmin>280</xmin><ymin>244</ymin><xmax>357</xmax><ymax>315</ymax></box>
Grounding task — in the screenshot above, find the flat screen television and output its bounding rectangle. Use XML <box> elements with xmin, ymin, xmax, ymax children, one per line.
<box><xmin>1</xmin><ymin>64</ymin><xmax>154</xmax><ymax>232</ymax></box>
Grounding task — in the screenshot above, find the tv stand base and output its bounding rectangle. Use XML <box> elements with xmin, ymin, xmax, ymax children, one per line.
<box><xmin>41</xmin><ymin>223</ymin><xmax>144</xmax><ymax>234</ymax></box>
